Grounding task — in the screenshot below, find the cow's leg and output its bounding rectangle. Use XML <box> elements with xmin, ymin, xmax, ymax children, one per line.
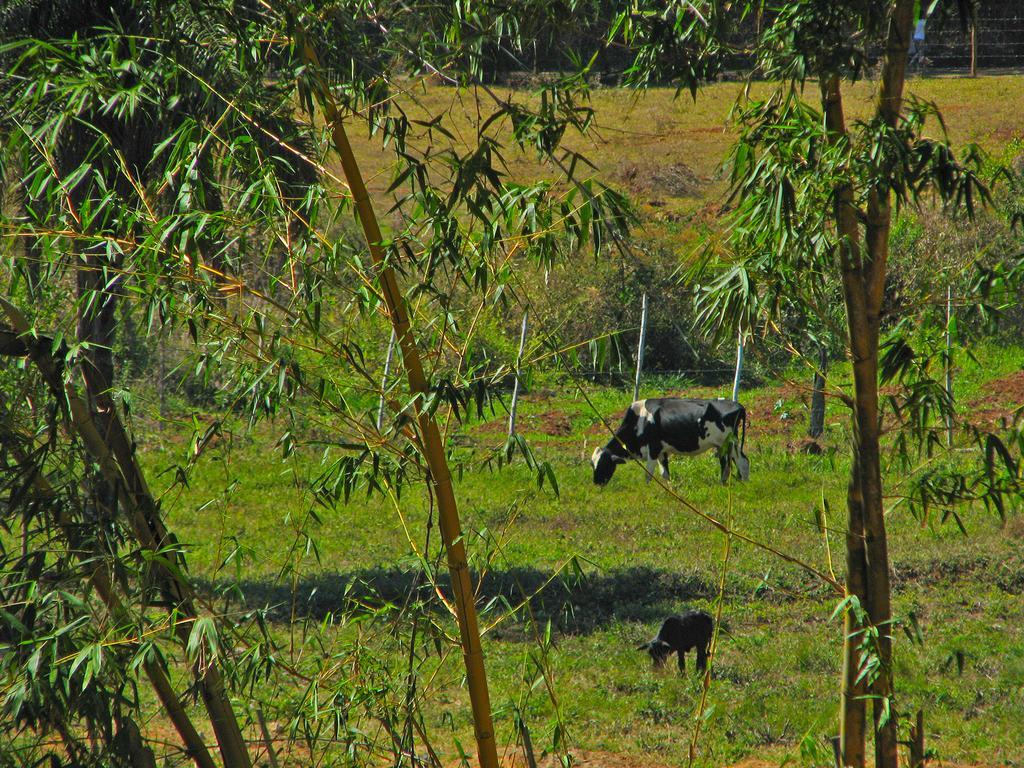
<box><xmin>719</xmin><ymin>452</ymin><xmax>729</xmax><ymax>484</ymax></box>
<box><xmin>659</xmin><ymin>454</ymin><xmax>670</xmax><ymax>479</ymax></box>
<box><xmin>696</xmin><ymin>644</ymin><xmax>708</xmax><ymax>672</ymax></box>
<box><xmin>729</xmin><ymin>441</ymin><xmax>741</xmax><ymax>481</ymax></box>
<box><xmin>641</xmin><ymin>446</ymin><xmax>659</xmax><ymax>482</ymax></box>
<box><xmin>676</xmin><ymin>650</ymin><xmax>686</xmax><ymax>673</ymax></box>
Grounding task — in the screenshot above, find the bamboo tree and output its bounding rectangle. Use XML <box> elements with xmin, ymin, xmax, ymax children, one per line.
<box><xmin>4</xmin><ymin>3</ymin><xmax>632</xmax><ymax>764</ymax></box>
<box><xmin>1</xmin><ymin>298</ymin><xmax>252</xmax><ymax>768</ymax></box>
<box><xmin>857</xmin><ymin>8</ymin><xmax>916</xmax><ymax>765</ymax></box>
<box><xmin>294</xmin><ymin>35</ymin><xmax>499</xmax><ymax>768</ymax></box>
<box><xmin>612</xmin><ymin>4</ymin><xmax>1021</xmax><ymax>768</ymax></box>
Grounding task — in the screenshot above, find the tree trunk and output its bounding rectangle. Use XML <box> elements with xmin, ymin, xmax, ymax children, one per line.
<box><xmin>4</xmin><ymin>297</ymin><xmax>253</xmax><ymax>768</ymax></box>
<box><xmin>820</xmin><ymin>73</ymin><xmax>869</xmax><ymax>768</ymax></box>
<box><xmin>820</xmin><ymin>6</ymin><xmax>915</xmax><ymax>764</ymax></box>
<box><xmin>841</xmin><ymin>448</ymin><xmax>868</xmax><ymax>768</ymax></box>
<box><xmin>860</xmin><ymin>7</ymin><xmax>915</xmax><ymax>768</ymax></box>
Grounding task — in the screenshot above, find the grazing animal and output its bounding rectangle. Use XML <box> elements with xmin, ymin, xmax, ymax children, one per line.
<box><xmin>591</xmin><ymin>397</ymin><xmax>749</xmax><ymax>486</ymax></box>
<box><xmin>639</xmin><ymin>611</ymin><xmax>714</xmax><ymax>672</ymax></box>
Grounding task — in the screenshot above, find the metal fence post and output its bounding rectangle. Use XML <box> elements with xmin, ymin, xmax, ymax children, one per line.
<box><xmin>508</xmin><ymin>310</ymin><xmax>529</xmax><ymax>437</ymax></box>
<box><xmin>377</xmin><ymin>329</ymin><xmax>396</xmax><ymax>430</ymax></box>
<box><xmin>633</xmin><ymin>293</ymin><xmax>648</xmax><ymax>402</ymax></box>
<box><xmin>731</xmin><ymin>328</ymin><xmax>744</xmax><ymax>402</ymax></box>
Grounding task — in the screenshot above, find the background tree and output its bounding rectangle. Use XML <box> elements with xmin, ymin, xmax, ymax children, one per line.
<box><xmin>2</xmin><ymin>1</ymin><xmax>626</xmax><ymax>765</ymax></box>
<box><xmin>613</xmin><ymin>2</ymin><xmax>1023</xmax><ymax>768</ymax></box>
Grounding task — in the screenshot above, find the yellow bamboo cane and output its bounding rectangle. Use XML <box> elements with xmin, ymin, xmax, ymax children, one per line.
<box><xmin>295</xmin><ymin>39</ymin><xmax>499</xmax><ymax>768</ymax></box>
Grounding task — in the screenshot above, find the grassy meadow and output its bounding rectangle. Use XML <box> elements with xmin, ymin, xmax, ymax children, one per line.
<box><xmin>142</xmin><ymin>341</ymin><xmax>1024</xmax><ymax>768</ymax></box>
<box><xmin>132</xmin><ymin>75</ymin><xmax>1024</xmax><ymax>766</ymax></box>
<box><xmin>344</xmin><ymin>74</ymin><xmax>1024</xmax><ymax>252</ymax></box>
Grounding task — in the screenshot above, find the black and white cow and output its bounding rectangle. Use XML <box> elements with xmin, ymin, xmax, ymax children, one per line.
<box><xmin>591</xmin><ymin>397</ymin><xmax>749</xmax><ymax>486</ymax></box>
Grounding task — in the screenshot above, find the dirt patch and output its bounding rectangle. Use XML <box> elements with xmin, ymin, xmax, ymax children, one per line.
<box><xmin>476</xmin><ymin>749</ymin><xmax>679</xmax><ymax>768</ymax></box>
<box><xmin>745</xmin><ymin>383</ymin><xmax>809</xmax><ymax>438</ymax></box>
<box><xmin>474</xmin><ymin>417</ymin><xmax>508</xmax><ymax>435</ymax></box>
<box><xmin>992</xmin><ymin>126</ymin><xmax>1023</xmax><ymax>142</ymax></box>
<box><xmin>460</xmin><ymin>754</ymin><xmax>1003</xmax><ymax>768</ymax></box>
<box><xmin>615</xmin><ymin>160</ymin><xmax>705</xmax><ymax>198</ymax></box>
<box><xmin>563</xmin><ymin>751</ymin><xmax>676</xmax><ymax>768</ymax></box>
<box><xmin>473</xmin><ymin>753</ymin><xmax>1006</xmax><ymax>768</ymax></box>
<box><xmin>534</xmin><ymin>410</ymin><xmax>573</xmax><ymax>436</ymax></box>
<box><xmin>967</xmin><ymin>369</ymin><xmax>1024</xmax><ymax>428</ymax></box>
<box><xmin>978</xmin><ymin>369</ymin><xmax>1024</xmax><ymax>407</ymax></box>
<box><xmin>474</xmin><ymin>410</ymin><xmax>572</xmax><ymax>437</ymax></box>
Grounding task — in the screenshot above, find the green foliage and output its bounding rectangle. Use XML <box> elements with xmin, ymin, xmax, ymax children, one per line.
<box><xmin>2</xmin><ymin>0</ymin><xmax>1022</xmax><ymax>765</ymax></box>
<box><xmin>0</xmin><ymin>0</ymin><xmax>635</xmax><ymax>765</ymax></box>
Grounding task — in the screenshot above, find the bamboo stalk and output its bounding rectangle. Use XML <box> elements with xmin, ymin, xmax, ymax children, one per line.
<box><xmin>819</xmin><ymin>74</ymin><xmax>869</xmax><ymax>768</ymax></box>
<box><xmin>378</xmin><ymin>329</ymin><xmax>396</xmax><ymax>430</ymax></box>
<box><xmin>861</xmin><ymin>8</ymin><xmax>916</xmax><ymax>768</ymax></box>
<box><xmin>295</xmin><ymin>37</ymin><xmax>499</xmax><ymax>768</ymax></box>
<box><xmin>0</xmin><ymin>301</ymin><xmax>252</xmax><ymax>768</ymax></box>
<box><xmin>0</xmin><ymin>422</ymin><xmax>218</xmax><ymax>768</ymax></box>
<box><xmin>909</xmin><ymin>710</ymin><xmax>925</xmax><ymax>768</ymax></box>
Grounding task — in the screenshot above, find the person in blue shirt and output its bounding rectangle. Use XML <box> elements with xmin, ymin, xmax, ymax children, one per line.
<box><xmin>909</xmin><ymin>17</ymin><xmax>928</xmax><ymax>67</ymax></box>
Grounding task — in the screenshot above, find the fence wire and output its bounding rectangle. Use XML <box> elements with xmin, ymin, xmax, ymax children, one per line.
<box><xmin>919</xmin><ymin>15</ymin><xmax>1024</xmax><ymax>70</ymax></box>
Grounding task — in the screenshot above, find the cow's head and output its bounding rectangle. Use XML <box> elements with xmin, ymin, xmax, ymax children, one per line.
<box><xmin>737</xmin><ymin>451</ymin><xmax>750</xmax><ymax>481</ymax></box>
<box><xmin>591</xmin><ymin>447</ymin><xmax>625</xmax><ymax>486</ymax></box>
<box><xmin>638</xmin><ymin>639</ymin><xmax>673</xmax><ymax>668</ymax></box>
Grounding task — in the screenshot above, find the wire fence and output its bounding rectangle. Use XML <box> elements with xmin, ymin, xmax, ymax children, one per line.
<box><xmin>919</xmin><ymin>15</ymin><xmax>1024</xmax><ymax>71</ymax></box>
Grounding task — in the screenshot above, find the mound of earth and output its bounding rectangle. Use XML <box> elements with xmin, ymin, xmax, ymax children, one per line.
<box><xmin>616</xmin><ymin>160</ymin><xmax>705</xmax><ymax>198</ymax></box>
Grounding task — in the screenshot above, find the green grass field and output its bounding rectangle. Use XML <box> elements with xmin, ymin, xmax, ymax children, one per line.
<box><xmin>345</xmin><ymin>74</ymin><xmax>1024</xmax><ymax>253</ymax></box>
<box><xmin>124</xmin><ymin>74</ymin><xmax>1024</xmax><ymax>768</ymax></box>
<box><xmin>144</xmin><ymin>336</ymin><xmax>1024</xmax><ymax>768</ymax></box>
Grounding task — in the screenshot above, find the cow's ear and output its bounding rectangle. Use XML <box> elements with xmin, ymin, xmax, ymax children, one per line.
<box><xmin>637</xmin><ymin>642</ymin><xmax>651</xmax><ymax>652</ymax></box>
<box><xmin>613</xmin><ymin>454</ymin><xmax>628</xmax><ymax>464</ymax></box>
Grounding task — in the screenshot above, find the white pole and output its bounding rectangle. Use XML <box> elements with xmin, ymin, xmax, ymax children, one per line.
<box><xmin>377</xmin><ymin>329</ymin><xmax>396</xmax><ymax>430</ymax></box>
<box><xmin>508</xmin><ymin>310</ymin><xmax>529</xmax><ymax>438</ymax></box>
<box><xmin>731</xmin><ymin>327</ymin><xmax>744</xmax><ymax>402</ymax></box>
<box><xmin>633</xmin><ymin>293</ymin><xmax>648</xmax><ymax>402</ymax></box>
<box><xmin>946</xmin><ymin>286</ymin><xmax>954</xmax><ymax>447</ymax></box>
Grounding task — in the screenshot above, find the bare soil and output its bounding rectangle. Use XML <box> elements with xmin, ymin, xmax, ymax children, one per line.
<box><xmin>485</xmin><ymin>753</ymin><xmax>994</xmax><ymax>768</ymax></box>
<box><xmin>966</xmin><ymin>369</ymin><xmax>1024</xmax><ymax>428</ymax></box>
<box><xmin>482</xmin><ymin>749</ymin><xmax>680</xmax><ymax>768</ymax></box>
<box><xmin>615</xmin><ymin>160</ymin><xmax>706</xmax><ymax>199</ymax></box>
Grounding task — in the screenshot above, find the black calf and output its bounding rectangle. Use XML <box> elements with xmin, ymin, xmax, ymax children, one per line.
<box><xmin>638</xmin><ymin>611</ymin><xmax>714</xmax><ymax>673</ymax></box>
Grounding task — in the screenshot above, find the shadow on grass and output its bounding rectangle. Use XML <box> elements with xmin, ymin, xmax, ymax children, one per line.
<box><xmin>204</xmin><ymin>565</ymin><xmax>715</xmax><ymax>635</ymax></box>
